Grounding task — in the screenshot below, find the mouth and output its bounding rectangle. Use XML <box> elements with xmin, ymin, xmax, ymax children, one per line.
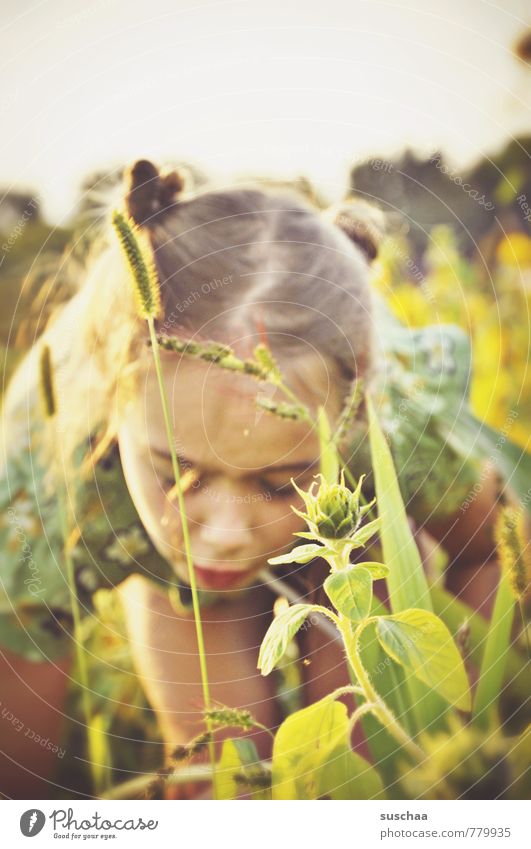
<box><xmin>192</xmin><ymin>564</ymin><xmax>251</xmax><ymax>590</ymax></box>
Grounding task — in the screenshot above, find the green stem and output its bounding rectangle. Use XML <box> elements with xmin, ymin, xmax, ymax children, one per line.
<box><xmin>276</xmin><ymin>378</ymin><xmax>314</xmax><ymax>424</ymax></box>
<box><xmin>104</xmin><ymin>759</ymin><xmax>274</xmax><ymax>800</ymax></box>
<box><xmin>147</xmin><ymin>316</ymin><xmax>218</xmax><ymax>798</ymax></box>
<box><xmin>103</xmin><ymin>763</ymin><xmax>213</xmax><ymax>800</ymax></box>
<box><xmin>54</xmin><ymin>435</ymin><xmax>99</xmax><ymax>792</ymax></box>
<box><xmin>340</xmin><ymin>616</ymin><xmax>424</xmax><ymax>763</ymax></box>
<box><xmin>251</xmin><ymin>722</ymin><xmax>275</xmax><ymax>740</ymax></box>
<box><xmin>348</xmin><ymin>702</ymin><xmax>377</xmax><ymax>735</ymax></box>
<box><xmin>327</xmin><ymin>684</ymin><xmax>365</xmax><ymax>701</ymax></box>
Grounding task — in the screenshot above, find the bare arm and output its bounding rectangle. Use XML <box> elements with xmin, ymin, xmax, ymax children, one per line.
<box><xmin>421</xmin><ymin>463</ymin><xmax>503</xmax><ymax>617</ymax></box>
<box><xmin>0</xmin><ymin>649</ymin><xmax>71</xmax><ymax>798</ymax></box>
<box><xmin>118</xmin><ymin>576</ymin><xmax>281</xmax><ymax>761</ymax></box>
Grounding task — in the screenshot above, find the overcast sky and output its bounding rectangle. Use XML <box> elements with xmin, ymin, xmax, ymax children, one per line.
<box><xmin>1</xmin><ymin>0</ymin><xmax>530</xmax><ymax>223</ymax></box>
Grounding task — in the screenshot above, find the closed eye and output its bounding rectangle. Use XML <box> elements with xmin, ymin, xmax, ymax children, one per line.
<box><xmin>262</xmin><ymin>480</ymin><xmax>294</xmax><ymax>499</ymax></box>
<box><xmin>158</xmin><ymin>455</ymin><xmax>198</xmax><ymax>488</ymax></box>
<box><xmin>261</xmin><ymin>473</ymin><xmax>314</xmax><ymax>499</ymax></box>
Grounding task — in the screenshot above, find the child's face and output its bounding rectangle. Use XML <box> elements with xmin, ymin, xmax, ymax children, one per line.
<box><xmin>118</xmin><ymin>352</ymin><xmax>341</xmax><ymax>592</ymax></box>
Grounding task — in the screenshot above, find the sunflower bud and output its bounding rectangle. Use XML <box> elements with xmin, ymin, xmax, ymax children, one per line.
<box><xmin>293</xmin><ymin>473</ymin><xmax>366</xmax><ymax>539</ymax></box>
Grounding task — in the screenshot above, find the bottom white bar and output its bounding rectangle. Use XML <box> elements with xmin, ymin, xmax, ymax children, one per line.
<box><xmin>2</xmin><ymin>799</ymin><xmax>527</xmax><ymax>848</ymax></box>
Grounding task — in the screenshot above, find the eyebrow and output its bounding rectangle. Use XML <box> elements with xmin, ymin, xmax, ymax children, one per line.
<box><xmin>261</xmin><ymin>461</ymin><xmax>318</xmax><ymax>474</ymax></box>
<box><xmin>150</xmin><ymin>447</ymin><xmax>317</xmax><ymax>474</ymax></box>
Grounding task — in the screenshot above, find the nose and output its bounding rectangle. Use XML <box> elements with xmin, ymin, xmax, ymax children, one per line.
<box><xmin>196</xmin><ymin>481</ymin><xmax>255</xmax><ymax>557</ymax></box>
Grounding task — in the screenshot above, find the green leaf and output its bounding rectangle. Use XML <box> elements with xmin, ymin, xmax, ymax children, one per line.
<box><xmin>317</xmin><ymin>405</ymin><xmax>340</xmax><ymax>484</ymax></box>
<box><xmin>430</xmin><ymin>584</ymin><xmax>527</xmax><ymax>706</ymax></box>
<box><xmin>268</xmin><ymin>543</ymin><xmax>324</xmax><ymax>566</ymax></box>
<box><xmin>258</xmin><ymin>603</ymin><xmax>313</xmax><ymax>675</ymax></box>
<box><xmin>347</xmin><ymin>517</ymin><xmax>381</xmax><ymax>548</ymax></box>
<box><xmin>217</xmin><ymin>738</ymin><xmax>266</xmax><ymax>800</ymax></box>
<box><xmin>272</xmin><ymin>697</ymin><xmax>382</xmax><ymax>800</ymax></box>
<box><xmin>356</xmin><ymin>600</ymin><xmax>413</xmax><ymax>793</ymax></box>
<box><xmin>472</xmin><ymin>570</ymin><xmax>515</xmax><ymax>729</ymax></box>
<box><xmin>272</xmin><ymin>698</ymin><xmax>345</xmax><ymax>799</ymax></box>
<box><xmin>375</xmin><ymin>609</ymin><xmax>471</xmax><ymax>711</ymax></box>
<box><xmin>367</xmin><ymin>395</ymin><xmax>448</xmax><ymax>733</ymax></box>
<box><xmin>305</xmin><ymin>742</ymin><xmax>384</xmax><ymax>800</ymax></box>
<box><xmin>367</xmin><ymin>396</ymin><xmax>432</xmax><ymax>612</ymax></box>
<box><xmin>324</xmin><ymin>566</ymin><xmax>373</xmax><ymax>622</ymax></box>
<box><xmin>356</xmin><ymin>561</ymin><xmax>390</xmax><ymax>580</ymax></box>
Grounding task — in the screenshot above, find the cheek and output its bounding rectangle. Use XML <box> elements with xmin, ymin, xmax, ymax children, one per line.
<box><xmin>119</xmin><ymin>435</ymin><xmax>169</xmax><ymax>540</ymax></box>
<box><xmin>254</xmin><ymin>497</ymin><xmax>306</xmax><ymax>543</ymax></box>
<box><xmin>133</xmin><ymin>476</ymin><xmax>168</xmax><ymax>541</ymax></box>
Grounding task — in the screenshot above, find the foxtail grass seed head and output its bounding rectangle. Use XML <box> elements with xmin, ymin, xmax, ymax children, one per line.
<box><xmin>204</xmin><ymin>706</ymin><xmax>255</xmax><ymax>731</ymax></box>
<box><xmin>156</xmin><ymin>335</ymin><xmax>201</xmax><ymax>356</ymax></box>
<box><xmin>145</xmin><ymin>766</ymin><xmax>174</xmax><ymax>800</ymax></box>
<box><xmin>39</xmin><ymin>344</ymin><xmax>57</xmax><ymax>418</ymax></box>
<box><xmin>253</xmin><ymin>343</ymin><xmax>281</xmax><ymax>382</ymax></box>
<box><xmin>112</xmin><ymin>210</ymin><xmax>161</xmax><ymax>319</ymax></box>
<box><xmin>234</xmin><ymin>766</ymin><xmax>272</xmax><ymax>790</ymax></box>
<box><xmin>336</xmin><ymin>378</ymin><xmax>364</xmax><ymax>442</ymax></box>
<box><xmin>156</xmin><ymin>334</ymin><xmax>270</xmax><ymax>379</ymax></box>
<box><xmin>495</xmin><ymin>507</ymin><xmax>530</xmax><ymax>602</ymax></box>
<box><xmin>293</xmin><ymin>472</ymin><xmax>367</xmax><ymax>539</ymax></box>
<box><xmin>256</xmin><ymin>396</ymin><xmax>308</xmax><ymax>421</ymax></box>
<box><xmin>170</xmin><ymin>730</ymin><xmax>213</xmax><ymax>763</ymax></box>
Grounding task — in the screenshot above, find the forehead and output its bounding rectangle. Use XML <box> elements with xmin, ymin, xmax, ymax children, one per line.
<box><xmin>130</xmin><ymin>352</ymin><xmax>343</xmax><ymax>473</ymax></box>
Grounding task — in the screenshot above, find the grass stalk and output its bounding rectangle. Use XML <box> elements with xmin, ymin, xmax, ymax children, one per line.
<box><xmin>147</xmin><ymin>316</ymin><xmax>218</xmax><ymax>794</ymax></box>
<box><xmin>40</xmin><ymin>345</ymin><xmax>101</xmax><ymax>792</ymax></box>
<box><xmin>112</xmin><ymin>211</ymin><xmax>218</xmax><ymax>797</ymax></box>
<box><xmin>103</xmin><ymin>764</ymin><xmax>213</xmax><ymax>800</ymax></box>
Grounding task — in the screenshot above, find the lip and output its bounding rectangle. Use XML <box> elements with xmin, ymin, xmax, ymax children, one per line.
<box><xmin>193</xmin><ymin>565</ymin><xmax>249</xmax><ymax>590</ymax></box>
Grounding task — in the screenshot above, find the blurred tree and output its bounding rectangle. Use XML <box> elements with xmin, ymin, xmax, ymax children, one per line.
<box><xmin>349</xmin><ymin>137</ymin><xmax>531</xmax><ymax>265</ymax></box>
<box><xmin>0</xmin><ymin>189</ymin><xmax>71</xmax><ymax>374</ymax></box>
<box><xmin>514</xmin><ymin>28</ymin><xmax>531</xmax><ymax>64</ymax></box>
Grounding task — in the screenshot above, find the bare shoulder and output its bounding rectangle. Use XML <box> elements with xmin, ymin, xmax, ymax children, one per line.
<box><xmin>422</xmin><ymin>462</ymin><xmax>502</xmax><ymax>567</ymax></box>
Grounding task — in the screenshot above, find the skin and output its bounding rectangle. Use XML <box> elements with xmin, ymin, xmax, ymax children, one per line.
<box><xmin>117</xmin><ymin>352</ymin><xmax>334</xmax><ymax>590</ymax></box>
<box><xmin>0</xmin><ymin>649</ymin><xmax>71</xmax><ymax>799</ymax></box>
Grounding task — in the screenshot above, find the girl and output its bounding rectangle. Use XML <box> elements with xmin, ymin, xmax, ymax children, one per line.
<box><xmin>0</xmin><ymin>159</ymin><xmax>518</xmax><ymax>798</ymax></box>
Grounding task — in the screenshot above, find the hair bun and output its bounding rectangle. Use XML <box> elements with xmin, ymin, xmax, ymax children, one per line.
<box><xmin>325</xmin><ymin>199</ymin><xmax>385</xmax><ymax>262</ymax></box>
<box><xmin>124</xmin><ymin>159</ymin><xmax>185</xmax><ymax>226</ymax></box>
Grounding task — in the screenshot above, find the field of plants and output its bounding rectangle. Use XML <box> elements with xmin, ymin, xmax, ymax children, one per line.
<box><xmin>1</xmin><ymin>152</ymin><xmax>530</xmax><ymax>801</ymax></box>
<box><xmin>51</xmin><ymin>215</ymin><xmax>531</xmax><ymax>800</ymax></box>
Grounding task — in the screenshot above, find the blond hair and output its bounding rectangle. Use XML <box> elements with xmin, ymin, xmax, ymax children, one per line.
<box><xmin>3</xmin><ymin>160</ymin><xmax>382</xmax><ymax>470</ymax></box>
